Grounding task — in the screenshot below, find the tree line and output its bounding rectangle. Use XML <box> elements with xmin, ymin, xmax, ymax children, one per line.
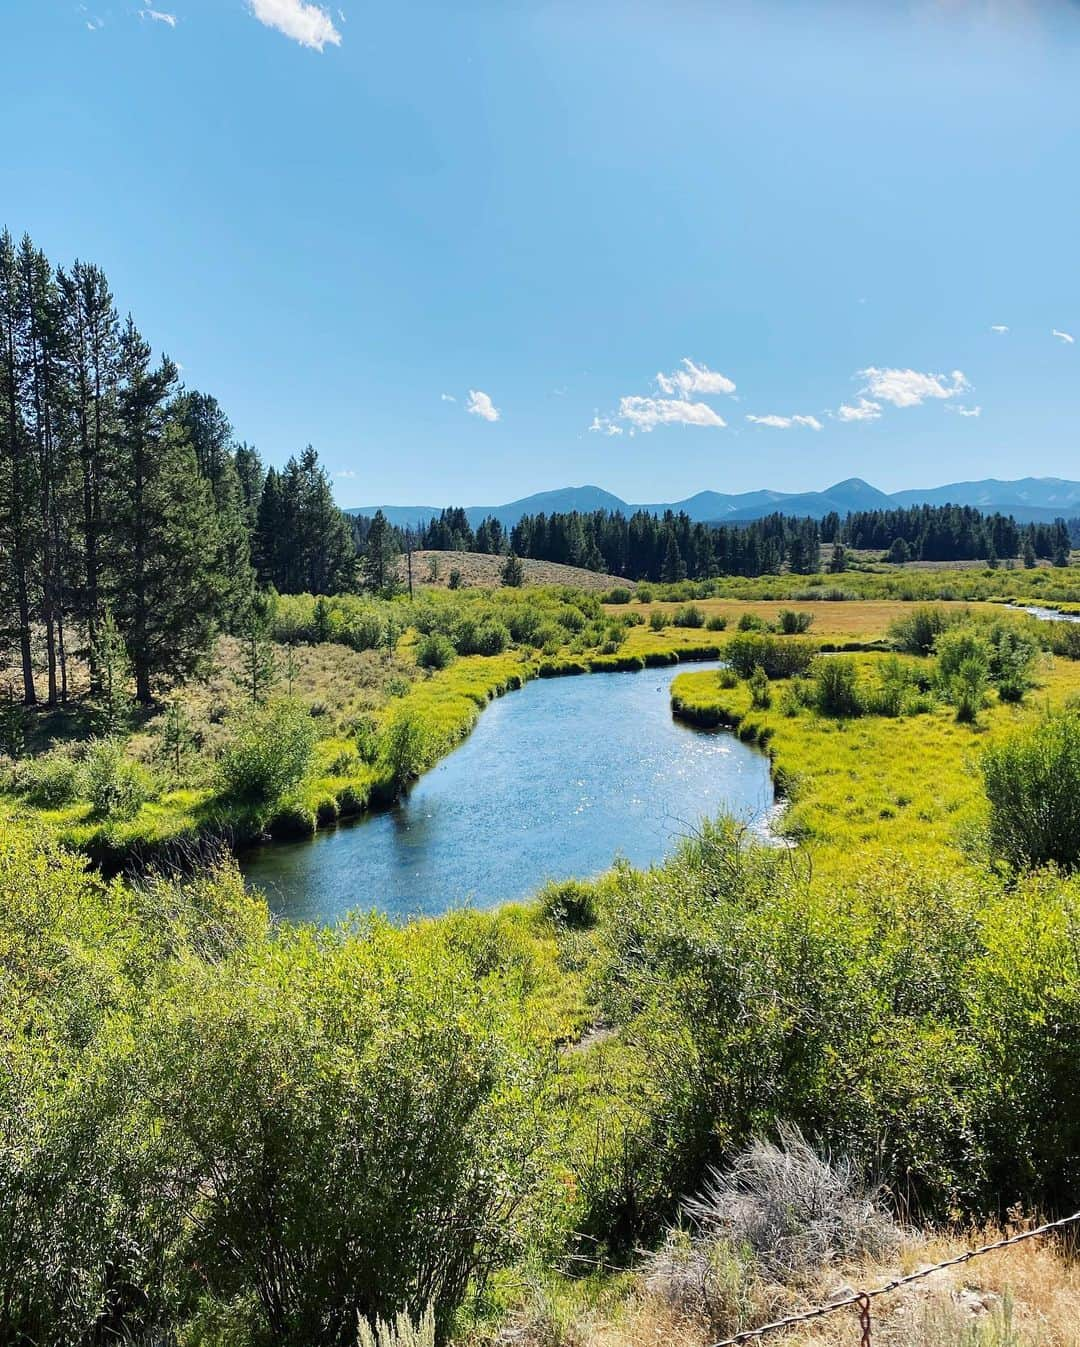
<box><xmin>823</xmin><ymin>503</ymin><xmax>1072</xmax><ymax>566</ymax></box>
<box><xmin>400</xmin><ymin>501</ymin><xmax>1075</xmax><ymax>579</ymax></box>
<box><xmin>0</xmin><ymin>228</ymin><xmax>356</xmax><ymax>706</ymax></box>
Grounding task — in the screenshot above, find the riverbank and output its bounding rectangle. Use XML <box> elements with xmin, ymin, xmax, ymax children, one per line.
<box><xmin>6</xmin><ymin>585</ymin><xmax>1078</xmax><ymax>876</ymax></box>
<box><xmin>671</xmin><ymin>647</ymin><xmax>1080</xmax><ymax>875</ymax></box>
<box><xmin>240</xmin><ymin>656</ymin><xmax>775</xmax><ymax>923</ymax></box>
<box><xmin>0</xmin><ymin>628</ymin><xmax>737</xmax><ymax>874</ymax></box>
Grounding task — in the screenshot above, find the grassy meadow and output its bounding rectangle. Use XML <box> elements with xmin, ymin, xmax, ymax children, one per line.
<box><xmin>671</xmin><ymin>648</ymin><xmax>1080</xmax><ymax>870</ymax></box>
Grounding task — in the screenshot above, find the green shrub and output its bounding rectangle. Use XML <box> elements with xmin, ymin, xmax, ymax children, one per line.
<box><xmin>19</xmin><ymin>752</ymin><xmax>80</xmax><ymax>808</ymax></box>
<box><xmin>889</xmin><ymin>605</ymin><xmax>961</xmax><ymax>655</ymax></box>
<box><xmin>539</xmin><ymin>879</ymin><xmax>599</xmax><ymax>930</ymax></box>
<box><xmin>778</xmin><ymin>679</ymin><xmax>813</xmax><ymax>717</ymax></box>
<box><xmin>987</xmin><ymin>624</ymin><xmax>1039</xmax><ymax>702</ymax></box>
<box><xmin>82</xmin><ymin>739</ymin><xmax>152</xmax><ymax>821</ymax></box>
<box><xmin>649</xmin><ymin>611</ymin><xmax>667</xmax><ymax>632</ymax></box>
<box><xmin>747</xmin><ymin>665</ymin><xmax>771</xmax><ymax>710</ymax></box>
<box><xmin>935</xmin><ymin>625</ymin><xmax>992</xmax><ymax>682</ymax></box>
<box><xmin>811</xmin><ymin>657</ymin><xmax>863</xmax><ymax>717</ymax></box>
<box><xmin>378</xmin><ymin>710</ymin><xmax>437</xmax><ymax>788</ymax></box>
<box><xmin>776</xmin><ymin>609</ymin><xmax>814</xmax><ymax>635</ymax></box>
<box><xmin>725</xmin><ymin>634</ymin><xmax>817</xmax><ymax>680</ymax></box>
<box><xmin>415</xmin><ymin>632</ymin><xmax>456</xmax><ymax>671</ymax></box>
<box><xmin>455</xmin><ymin>618</ymin><xmax>510</xmax><ymax>656</ymax></box>
<box><xmin>705</xmin><ymin>615</ymin><xmax>728</xmax><ymax>632</ymax></box>
<box><xmin>1046</xmin><ymin>622</ymin><xmax>1080</xmax><ymax>660</ymax></box>
<box><xmin>737</xmin><ymin>612</ymin><xmax>767</xmax><ymax>632</ymax></box>
<box><xmin>982</xmin><ymin>710</ymin><xmax>1080</xmax><ymax>870</ymax></box>
<box><xmin>145</xmin><ymin>920</ymin><xmax>546</xmax><ymax>1345</ymax></box>
<box><xmin>604</xmin><ymin>587</ymin><xmax>633</xmax><ymax>604</ymax></box>
<box><xmin>952</xmin><ymin>656</ymin><xmax>989</xmax><ymax>724</ymax></box>
<box><xmin>218</xmin><ymin>700</ymin><xmax>317</xmax><ymax>805</ymax></box>
<box><xmin>865</xmin><ymin>655</ymin><xmax>916</xmax><ymax>718</ymax></box>
<box><xmin>674</xmin><ymin>604</ymin><xmax>705</xmax><ymax>629</ymax></box>
<box><xmin>637</xmin><ymin>585</ymin><xmax>654</xmax><ymax>603</ymax></box>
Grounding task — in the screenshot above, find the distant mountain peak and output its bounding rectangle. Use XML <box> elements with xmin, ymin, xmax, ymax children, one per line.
<box><xmin>347</xmin><ymin>474</ymin><xmax>1080</xmax><ymax>530</ymax></box>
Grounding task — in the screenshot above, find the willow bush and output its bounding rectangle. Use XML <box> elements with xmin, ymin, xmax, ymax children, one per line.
<box><xmin>982</xmin><ymin>708</ymin><xmax>1080</xmax><ymax>871</ymax></box>
<box><xmin>218</xmin><ymin>698</ymin><xmax>317</xmax><ymax>805</ymax></box>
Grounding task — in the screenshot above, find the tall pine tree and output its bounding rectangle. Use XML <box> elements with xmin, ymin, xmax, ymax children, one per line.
<box><xmin>109</xmin><ymin>320</ymin><xmax>221</xmax><ymax>702</ymax></box>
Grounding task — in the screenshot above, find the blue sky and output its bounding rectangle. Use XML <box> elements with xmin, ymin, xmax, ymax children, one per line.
<box><xmin>5</xmin><ymin>1</ymin><xmax>1080</xmax><ymax>506</ymax></box>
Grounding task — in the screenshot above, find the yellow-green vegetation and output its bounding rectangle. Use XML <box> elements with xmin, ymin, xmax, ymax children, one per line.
<box><xmin>623</xmin><ymin>563</ymin><xmax>1080</xmax><ymax>605</ymax></box>
<box><xmin>7</xmin><ymin>584</ymin><xmax>1080</xmax><ymax>1345</ymax></box>
<box><xmin>669</xmin><ymin>612</ymin><xmax>1080</xmax><ymax>873</ymax></box>
<box><xmin>0</xmin><ymin>585</ymin><xmax>737</xmax><ymax>866</ymax></box>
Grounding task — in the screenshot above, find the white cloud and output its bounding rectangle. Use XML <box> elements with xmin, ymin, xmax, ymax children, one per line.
<box><xmin>86</xmin><ymin>16</ymin><xmax>104</xmax><ymax>29</ymax></box>
<box><xmin>954</xmin><ymin>405</ymin><xmax>982</xmax><ymax>418</ymax></box>
<box><xmin>440</xmin><ymin>392</ymin><xmax>456</xmax><ymax>403</ymax></box>
<box><xmin>990</xmin><ymin>325</ymin><xmax>1009</xmax><ymax>334</ymax></box>
<box><xmin>588</xmin><ymin>415</ymin><xmax>623</xmax><ymax>437</ymax></box>
<box><xmin>835</xmin><ymin>398</ymin><xmax>882</xmax><ymax>423</ymax></box>
<box><xmin>656</xmin><ymin>358</ymin><xmax>736</xmax><ymax>398</ymax></box>
<box><xmin>336</xmin><ymin>469</ymin><xmax>356</xmax><ymax>478</ymax></box>
<box><xmin>1053</xmin><ymin>328</ymin><xmax>1075</xmax><ymax>344</ymax></box>
<box><xmin>619</xmin><ymin>396</ymin><xmax>726</xmax><ymax>432</ymax></box>
<box><xmin>746</xmin><ymin>413</ymin><xmax>822</xmax><ymax>430</ymax></box>
<box><xmin>466</xmin><ymin>389</ymin><xmax>500</xmax><ymax>422</ymax></box>
<box><xmin>859</xmin><ymin>366</ymin><xmax>968</xmax><ymax>408</ymax></box>
<box><xmin>249</xmin><ymin>0</ymin><xmax>342</xmax><ymax>50</ymax></box>
<box><xmin>140</xmin><ymin>9</ymin><xmax>177</xmax><ymax>25</ymax></box>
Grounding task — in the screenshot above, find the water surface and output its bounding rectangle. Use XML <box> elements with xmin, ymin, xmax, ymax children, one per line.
<box><xmin>1009</xmin><ymin>603</ymin><xmax>1080</xmax><ymax>624</ymax></box>
<box><xmin>241</xmin><ymin>661</ymin><xmax>774</xmax><ymax>924</ymax></box>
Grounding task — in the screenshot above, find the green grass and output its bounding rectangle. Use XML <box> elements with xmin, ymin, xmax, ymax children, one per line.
<box><xmin>670</xmin><ymin>651</ymin><xmax>1080</xmax><ymax>876</ymax></box>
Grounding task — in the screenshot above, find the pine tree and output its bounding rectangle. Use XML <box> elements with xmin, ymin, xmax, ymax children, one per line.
<box><xmin>660</xmin><ymin>531</ymin><xmax>686</xmax><ymax>582</ymax></box>
<box><xmin>254</xmin><ymin>448</ymin><xmax>355</xmax><ymax>594</ymax></box>
<box><xmin>110</xmin><ymin>320</ymin><xmax>221</xmax><ymax>703</ymax></box>
<box><xmin>0</xmin><ymin>683</ymin><xmax>27</xmax><ymax>759</ymax></box>
<box><xmin>362</xmin><ymin>509</ymin><xmax>400</xmax><ymax>593</ymax></box>
<box><xmin>500</xmin><ymin>552</ymin><xmax>525</xmax><ymax>587</ymax></box>
<box><xmin>161</xmin><ymin>697</ymin><xmax>194</xmax><ymax>779</ymax></box>
<box><xmin>0</xmin><ymin>230</ymin><xmax>38</xmax><ymax>704</ymax></box>
<box><xmin>88</xmin><ymin>607</ymin><xmax>133</xmax><ymax>734</ymax></box>
<box><xmin>254</xmin><ymin>465</ymin><xmax>285</xmax><ymax>585</ymax></box>
<box><xmin>19</xmin><ymin>238</ymin><xmax>75</xmax><ymax>705</ymax></box>
<box><xmin>234</xmin><ymin>442</ymin><xmax>265</xmax><ymax>535</ymax></box>
<box><xmin>237</xmin><ymin>589</ymin><xmax>278</xmax><ymax>705</ymax></box>
<box><xmin>173</xmin><ymin>391</ymin><xmax>254</xmax><ymax>622</ymax></box>
<box><xmin>57</xmin><ymin>260</ymin><xmax>120</xmax><ymax>689</ymax></box>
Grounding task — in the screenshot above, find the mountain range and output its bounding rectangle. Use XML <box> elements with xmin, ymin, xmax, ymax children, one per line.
<box><xmin>346</xmin><ymin>476</ymin><xmax>1080</xmax><ymax>530</ymax></box>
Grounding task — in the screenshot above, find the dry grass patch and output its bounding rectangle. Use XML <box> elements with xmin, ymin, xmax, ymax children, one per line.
<box><xmin>401</xmin><ymin>550</ymin><xmax>633</xmax><ymax>592</ymax></box>
<box><xmin>620</xmin><ymin>599</ymin><xmax>1007</xmax><ymax>642</ymax></box>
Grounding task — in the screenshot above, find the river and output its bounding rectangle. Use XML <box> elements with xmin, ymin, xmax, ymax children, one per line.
<box><xmin>240</xmin><ymin>660</ymin><xmax>775</xmax><ymax>924</ymax></box>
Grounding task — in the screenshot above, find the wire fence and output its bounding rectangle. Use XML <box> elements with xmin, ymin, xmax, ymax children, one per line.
<box><xmin>705</xmin><ymin>1208</ymin><xmax>1080</xmax><ymax>1347</ymax></box>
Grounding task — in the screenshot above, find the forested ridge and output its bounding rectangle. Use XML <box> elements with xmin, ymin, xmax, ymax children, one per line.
<box><xmin>401</xmin><ymin>502</ymin><xmax>1075</xmax><ymax>579</ymax></box>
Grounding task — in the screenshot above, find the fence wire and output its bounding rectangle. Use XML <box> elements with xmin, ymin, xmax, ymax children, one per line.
<box><xmin>706</xmin><ymin>1208</ymin><xmax>1080</xmax><ymax>1347</ymax></box>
